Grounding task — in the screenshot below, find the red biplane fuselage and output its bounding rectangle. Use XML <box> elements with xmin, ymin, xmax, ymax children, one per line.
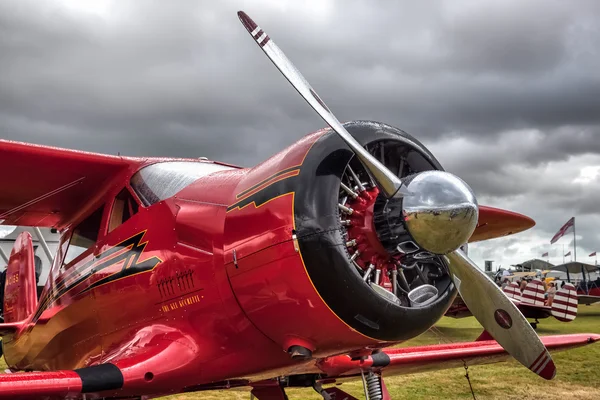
<box><xmin>0</xmin><ymin>121</ymin><xmax>555</xmax><ymax>399</ymax></box>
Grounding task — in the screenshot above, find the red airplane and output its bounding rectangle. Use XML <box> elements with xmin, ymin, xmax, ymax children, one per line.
<box><xmin>0</xmin><ymin>11</ymin><xmax>598</xmax><ymax>400</ymax></box>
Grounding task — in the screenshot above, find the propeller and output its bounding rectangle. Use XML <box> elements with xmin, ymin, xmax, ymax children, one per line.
<box><xmin>237</xmin><ymin>11</ymin><xmax>407</xmax><ymax>199</ymax></box>
<box><xmin>237</xmin><ymin>11</ymin><xmax>556</xmax><ymax>380</ymax></box>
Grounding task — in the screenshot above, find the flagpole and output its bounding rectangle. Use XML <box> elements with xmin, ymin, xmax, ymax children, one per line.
<box><xmin>573</xmin><ymin>217</ymin><xmax>577</xmax><ymax>262</ymax></box>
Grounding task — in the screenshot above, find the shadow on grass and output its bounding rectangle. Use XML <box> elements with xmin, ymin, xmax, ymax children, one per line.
<box><xmin>535</xmin><ymin>327</ymin><xmax>562</xmax><ymax>334</ymax></box>
<box><xmin>576</xmin><ymin>310</ymin><xmax>600</xmax><ymax>317</ymax></box>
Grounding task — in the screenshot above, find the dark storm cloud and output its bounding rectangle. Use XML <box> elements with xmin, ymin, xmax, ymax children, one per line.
<box><xmin>1</xmin><ymin>0</ymin><xmax>600</xmax><ymax>267</ymax></box>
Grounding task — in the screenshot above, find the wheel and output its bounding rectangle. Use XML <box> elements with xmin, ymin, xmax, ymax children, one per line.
<box><xmin>530</xmin><ymin>322</ymin><xmax>538</xmax><ymax>330</ymax></box>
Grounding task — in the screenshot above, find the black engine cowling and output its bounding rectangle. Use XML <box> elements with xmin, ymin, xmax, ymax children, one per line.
<box><xmin>293</xmin><ymin>120</ymin><xmax>457</xmax><ymax>341</ymax></box>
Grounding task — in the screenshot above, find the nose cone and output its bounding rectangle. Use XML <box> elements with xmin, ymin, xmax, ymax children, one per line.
<box><xmin>402</xmin><ymin>171</ymin><xmax>478</xmax><ymax>255</ymax></box>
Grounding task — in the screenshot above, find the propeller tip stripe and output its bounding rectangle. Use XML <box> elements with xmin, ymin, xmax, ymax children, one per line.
<box><xmin>539</xmin><ymin>359</ymin><xmax>556</xmax><ymax>380</ymax></box>
<box><xmin>259</xmin><ymin>35</ymin><xmax>271</xmax><ymax>47</ymax></box>
<box><xmin>529</xmin><ymin>350</ymin><xmax>555</xmax><ymax>379</ymax></box>
<box><xmin>529</xmin><ymin>350</ymin><xmax>546</xmax><ymax>371</ymax></box>
<box><xmin>238</xmin><ymin>11</ymin><xmax>258</xmax><ymax>33</ymax></box>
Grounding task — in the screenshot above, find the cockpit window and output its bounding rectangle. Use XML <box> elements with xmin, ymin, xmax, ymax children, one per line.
<box><xmin>63</xmin><ymin>206</ymin><xmax>104</xmax><ymax>266</ymax></box>
<box><xmin>130</xmin><ymin>161</ymin><xmax>234</xmax><ymax>206</ymax></box>
<box><xmin>109</xmin><ymin>188</ymin><xmax>139</xmax><ymax>232</ymax></box>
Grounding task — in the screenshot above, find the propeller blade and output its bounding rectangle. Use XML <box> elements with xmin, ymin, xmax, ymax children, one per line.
<box><xmin>446</xmin><ymin>250</ymin><xmax>556</xmax><ymax>380</ymax></box>
<box><xmin>237</xmin><ymin>11</ymin><xmax>407</xmax><ymax>198</ymax></box>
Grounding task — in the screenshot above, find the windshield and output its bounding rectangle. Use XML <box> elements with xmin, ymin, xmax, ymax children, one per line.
<box><xmin>131</xmin><ymin>161</ymin><xmax>234</xmax><ymax>206</ymax></box>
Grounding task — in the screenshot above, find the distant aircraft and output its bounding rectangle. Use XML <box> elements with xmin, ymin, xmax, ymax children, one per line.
<box><xmin>0</xmin><ymin>11</ymin><xmax>597</xmax><ymax>400</ymax></box>
<box><xmin>503</xmin><ymin>279</ymin><xmax>578</xmax><ymax>328</ymax></box>
<box><xmin>549</xmin><ymin>262</ymin><xmax>600</xmax><ymax>305</ymax></box>
<box><xmin>447</xmin><ymin>277</ymin><xmax>579</xmax><ymax>329</ymax></box>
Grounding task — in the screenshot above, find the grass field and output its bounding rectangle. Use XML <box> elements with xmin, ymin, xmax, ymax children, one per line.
<box><xmin>3</xmin><ymin>304</ymin><xmax>599</xmax><ymax>399</ymax></box>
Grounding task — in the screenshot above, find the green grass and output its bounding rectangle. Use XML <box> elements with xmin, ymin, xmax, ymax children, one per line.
<box><xmin>3</xmin><ymin>305</ymin><xmax>600</xmax><ymax>399</ymax></box>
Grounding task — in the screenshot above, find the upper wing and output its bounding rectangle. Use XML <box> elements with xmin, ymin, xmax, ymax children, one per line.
<box><xmin>318</xmin><ymin>333</ymin><xmax>599</xmax><ymax>378</ymax></box>
<box><xmin>0</xmin><ymin>139</ymin><xmax>138</xmax><ymax>227</ymax></box>
<box><xmin>470</xmin><ymin>205</ymin><xmax>535</xmax><ymax>242</ymax></box>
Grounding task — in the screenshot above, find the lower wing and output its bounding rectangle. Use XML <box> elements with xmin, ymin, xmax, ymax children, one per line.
<box><xmin>0</xmin><ymin>334</ymin><xmax>597</xmax><ymax>399</ymax></box>
<box><xmin>318</xmin><ymin>333</ymin><xmax>599</xmax><ymax>378</ymax></box>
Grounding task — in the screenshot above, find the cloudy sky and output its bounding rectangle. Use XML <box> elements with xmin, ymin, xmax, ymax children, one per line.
<box><xmin>1</xmin><ymin>0</ymin><xmax>600</xmax><ymax>272</ymax></box>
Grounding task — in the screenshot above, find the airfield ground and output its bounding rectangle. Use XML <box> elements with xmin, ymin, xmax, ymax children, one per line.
<box><xmin>2</xmin><ymin>304</ymin><xmax>599</xmax><ymax>399</ymax></box>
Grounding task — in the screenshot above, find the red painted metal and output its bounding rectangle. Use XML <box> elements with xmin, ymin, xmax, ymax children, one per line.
<box><xmin>323</xmin><ymin>387</ymin><xmax>360</xmax><ymax>400</ymax></box>
<box><xmin>346</xmin><ymin>187</ymin><xmax>386</xmax><ymax>267</ymax></box>
<box><xmin>317</xmin><ymin>333</ymin><xmax>600</xmax><ymax>378</ymax></box>
<box><xmin>251</xmin><ymin>385</ymin><xmax>289</xmax><ymax>400</ymax></box>
<box><xmin>3</xmin><ymin>232</ymin><xmax>37</xmax><ymax>324</ymax></box>
<box><xmin>580</xmin><ymin>286</ymin><xmax>600</xmax><ymax>297</ymax></box>
<box><xmin>0</xmin><ymin>133</ymin><xmax>596</xmax><ymax>399</ymax></box>
<box><xmin>470</xmin><ymin>206</ymin><xmax>536</xmax><ymax>243</ymax></box>
<box><xmin>0</xmin><ymin>370</ymin><xmax>82</xmax><ymax>399</ymax></box>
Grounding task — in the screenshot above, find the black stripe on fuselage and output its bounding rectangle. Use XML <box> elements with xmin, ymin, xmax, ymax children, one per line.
<box><xmin>32</xmin><ymin>231</ymin><xmax>161</xmax><ymax>322</ymax></box>
<box><xmin>227</xmin><ymin>170</ymin><xmax>300</xmax><ymax>212</ymax></box>
<box><xmin>235</xmin><ymin>166</ymin><xmax>300</xmax><ymax>199</ymax></box>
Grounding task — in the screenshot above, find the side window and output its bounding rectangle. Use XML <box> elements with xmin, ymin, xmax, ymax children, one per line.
<box><xmin>63</xmin><ymin>206</ymin><xmax>104</xmax><ymax>266</ymax></box>
<box><xmin>109</xmin><ymin>188</ymin><xmax>139</xmax><ymax>232</ymax></box>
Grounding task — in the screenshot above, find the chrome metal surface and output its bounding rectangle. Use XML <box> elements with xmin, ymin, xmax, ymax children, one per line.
<box><xmin>340</xmin><ymin>182</ymin><xmax>358</xmax><ymax>199</ymax></box>
<box><xmin>397</xmin><ymin>268</ymin><xmax>410</xmax><ymax>291</ymax></box>
<box><xmin>363</xmin><ymin>264</ymin><xmax>375</xmax><ymax>282</ymax></box>
<box><xmin>396</xmin><ymin>241</ymin><xmax>419</xmax><ymax>254</ymax></box>
<box><xmin>338</xmin><ymin>204</ymin><xmax>353</xmax><ymax>215</ymax></box>
<box><xmin>347</xmin><ymin>165</ymin><xmax>365</xmax><ymax>192</ymax></box>
<box><xmin>370</xmin><ymin>282</ymin><xmax>400</xmax><ymax>305</ymax></box>
<box><xmin>360</xmin><ymin>370</ymin><xmax>370</xmax><ymax>400</ymax></box>
<box><xmin>365</xmin><ymin>372</ymin><xmax>383</xmax><ymax>400</ymax></box>
<box><xmin>402</xmin><ymin>171</ymin><xmax>478</xmax><ymax>255</ymax></box>
<box><xmin>374</xmin><ymin>269</ymin><xmax>381</xmax><ymax>285</ymax></box>
<box><xmin>407</xmin><ymin>284</ymin><xmax>439</xmax><ymax>307</ymax></box>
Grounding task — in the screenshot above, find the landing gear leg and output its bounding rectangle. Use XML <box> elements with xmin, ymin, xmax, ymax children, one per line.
<box><xmin>313</xmin><ymin>382</ymin><xmax>332</xmax><ymax>400</ymax></box>
<box><xmin>359</xmin><ymin>370</ymin><xmax>391</xmax><ymax>400</ymax></box>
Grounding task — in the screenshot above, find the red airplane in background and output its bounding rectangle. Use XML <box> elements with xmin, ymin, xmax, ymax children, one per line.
<box><xmin>0</xmin><ymin>11</ymin><xmax>598</xmax><ymax>400</ymax></box>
